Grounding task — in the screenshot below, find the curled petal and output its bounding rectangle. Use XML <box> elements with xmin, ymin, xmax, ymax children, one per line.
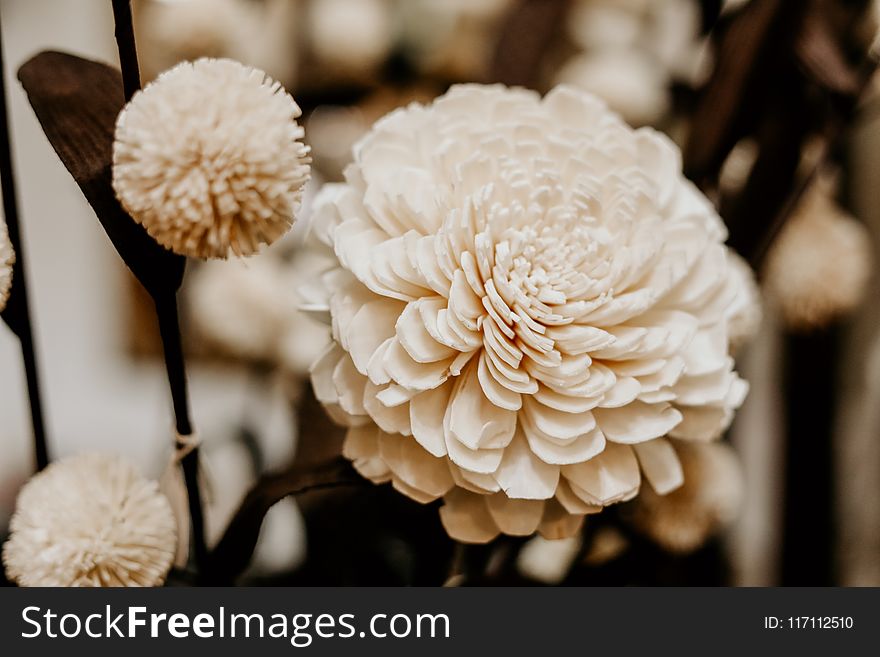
<box><xmin>485</xmin><ymin>495</ymin><xmax>545</xmax><ymax>536</ymax></box>
<box><xmin>409</xmin><ymin>384</ymin><xmax>453</xmax><ymax>457</ymax></box>
<box><xmin>494</xmin><ymin>430</ymin><xmax>560</xmax><ymax>500</ymax></box>
<box><xmin>670</xmin><ymin>405</ymin><xmax>733</xmax><ymax>442</ymax></box>
<box><xmin>521</xmin><ymin>396</ymin><xmax>597</xmax><ymax>441</ymax></box>
<box><xmin>524</xmin><ymin>423</ymin><xmax>606</xmax><ymax>466</ymax></box>
<box><xmin>383</xmin><ymin>338</ymin><xmax>451</xmax><ymax>391</ymax></box>
<box><xmin>378</xmin><ymin>431</ymin><xmax>454</xmax><ymax>500</ymax></box>
<box><xmin>439</xmin><ymin>489</ymin><xmax>500</xmax><ymax>544</ymax></box>
<box><xmin>477</xmin><ymin>352</ymin><xmax>522</xmax><ymax>411</ymax></box>
<box><xmin>537</xmin><ymin>498</ymin><xmax>585</xmax><ymax>541</ymax></box>
<box><xmin>633</xmin><ymin>438</ymin><xmax>683</xmax><ymax>495</ymax></box>
<box><xmin>343</xmin><ymin>425</ymin><xmax>390</xmax><ymax>483</ymax></box>
<box><xmin>562</xmin><ymin>442</ymin><xmax>640</xmax><ymax>506</ymax></box>
<box><xmin>363</xmin><ymin>381</ymin><xmax>412</xmax><ymax>436</ymax></box>
<box><xmin>594</xmin><ymin>401</ymin><xmax>682</xmax><ymax>444</ymax></box>
<box><xmin>446</xmin><ymin>361</ymin><xmax>517</xmax><ymax>451</ymax></box>
<box><xmin>396</xmin><ymin>300</ymin><xmax>457</xmax><ymax>364</ymax></box>
<box><xmin>346</xmin><ymin>297</ymin><xmax>405</xmax><ymax>374</ymax></box>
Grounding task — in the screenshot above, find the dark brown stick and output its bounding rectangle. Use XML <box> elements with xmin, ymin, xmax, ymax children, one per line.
<box><xmin>109</xmin><ymin>0</ymin><xmax>207</xmax><ymax>571</ymax></box>
<box><xmin>111</xmin><ymin>0</ymin><xmax>140</xmax><ymax>102</ymax></box>
<box><xmin>205</xmin><ymin>457</ymin><xmax>362</xmax><ymax>584</ymax></box>
<box><xmin>0</xmin><ymin>9</ymin><xmax>49</xmax><ymax>471</ymax></box>
<box><xmin>155</xmin><ymin>293</ymin><xmax>206</xmax><ymax>569</ymax></box>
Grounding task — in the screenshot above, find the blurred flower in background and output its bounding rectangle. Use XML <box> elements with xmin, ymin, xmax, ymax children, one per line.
<box><xmin>763</xmin><ymin>174</ymin><xmax>872</xmax><ymax>331</ymax></box>
<box><xmin>555</xmin><ymin>0</ymin><xmax>708</xmax><ymax>126</ymax></box>
<box><xmin>3</xmin><ymin>0</ymin><xmax>879</xmax><ymax>587</ymax></box>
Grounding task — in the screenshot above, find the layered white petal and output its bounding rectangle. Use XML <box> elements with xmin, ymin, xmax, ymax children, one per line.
<box><xmin>309</xmin><ymin>83</ymin><xmax>754</xmax><ymax>542</ymax></box>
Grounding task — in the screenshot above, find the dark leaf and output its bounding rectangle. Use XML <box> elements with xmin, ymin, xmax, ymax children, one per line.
<box><xmin>205</xmin><ymin>457</ymin><xmax>362</xmax><ymax>583</ymax></box>
<box><xmin>17</xmin><ymin>50</ymin><xmax>184</xmax><ymax>299</ymax></box>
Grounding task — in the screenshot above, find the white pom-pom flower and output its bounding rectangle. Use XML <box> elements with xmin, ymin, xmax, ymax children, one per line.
<box><xmin>764</xmin><ymin>176</ymin><xmax>871</xmax><ymax>330</ymax></box>
<box><xmin>0</xmin><ymin>218</ymin><xmax>13</xmax><ymax>312</ymax></box>
<box><xmin>307</xmin><ymin>84</ymin><xmax>752</xmax><ymax>543</ymax></box>
<box><xmin>112</xmin><ymin>58</ymin><xmax>311</xmax><ymax>259</ymax></box>
<box><xmin>629</xmin><ymin>440</ymin><xmax>743</xmax><ymax>553</ymax></box>
<box><xmin>2</xmin><ymin>454</ymin><xmax>177</xmax><ymax>587</ymax></box>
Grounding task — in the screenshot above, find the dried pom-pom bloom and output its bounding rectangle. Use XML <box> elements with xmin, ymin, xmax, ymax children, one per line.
<box><xmin>0</xmin><ymin>218</ymin><xmax>13</xmax><ymax>311</ymax></box>
<box><xmin>763</xmin><ymin>176</ymin><xmax>871</xmax><ymax>330</ymax></box>
<box><xmin>112</xmin><ymin>58</ymin><xmax>311</xmax><ymax>259</ymax></box>
<box><xmin>2</xmin><ymin>454</ymin><xmax>177</xmax><ymax>587</ymax></box>
<box><xmin>629</xmin><ymin>441</ymin><xmax>743</xmax><ymax>554</ymax></box>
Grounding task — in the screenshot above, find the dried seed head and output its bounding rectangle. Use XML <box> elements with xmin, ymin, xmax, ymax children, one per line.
<box><xmin>3</xmin><ymin>453</ymin><xmax>177</xmax><ymax>587</ymax></box>
<box><xmin>113</xmin><ymin>58</ymin><xmax>310</xmax><ymax>259</ymax></box>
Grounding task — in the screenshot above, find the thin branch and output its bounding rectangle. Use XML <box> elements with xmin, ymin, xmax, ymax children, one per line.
<box><xmin>205</xmin><ymin>457</ymin><xmax>362</xmax><ymax>584</ymax></box>
<box><xmin>109</xmin><ymin>0</ymin><xmax>206</xmax><ymax>570</ymax></box>
<box><xmin>0</xmin><ymin>8</ymin><xmax>49</xmax><ymax>470</ymax></box>
<box><xmin>110</xmin><ymin>0</ymin><xmax>140</xmax><ymax>102</ymax></box>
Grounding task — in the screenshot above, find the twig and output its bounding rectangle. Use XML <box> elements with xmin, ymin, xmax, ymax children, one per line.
<box><xmin>155</xmin><ymin>294</ymin><xmax>206</xmax><ymax>568</ymax></box>
<box><xmin>0</xmin><ymin>9</ymin><xmax>49</xmax><ymax>471</ymax></box>
<box><xmin>205</xmin><ymin>457</ymin><xmax>362</xmax><ymax>584</ymax></box>
<box><xmin>110</xmin><ymin>0</ymin><xmax>207</xmax><ymax>571</ymax></box>
<box><xmin>111</xmin><ymin>0</ymin><xmax>140</xmax><ymax>102</ymax></box>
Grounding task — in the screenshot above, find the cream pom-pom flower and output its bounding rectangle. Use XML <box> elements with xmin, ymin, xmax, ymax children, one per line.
<box><xmin>307</xmin><ymin>84</ymin><xmax>752</xmax><ymax>543</ymax></box>
<box><xmin>629</xmin><ymin>440</ymin><xmax>743</xmax><ymax>553</ymax></box>
<box><xmin>2</xmin><ymin>454</ymin><xmax>177</xmax><ymax>587</ymax></box>
<box><xmin>0</xmin><ymin>218</ymin><xmax>13</xmax><ymax>312</ymax></box>
<box><xmin>763</xmin><ymin>175</ymin><xmax>871</xmax><ymax>330</ymax></box>
<box><xmin>112</xmin><ymin>58</ymin><xmax>311</xmax><ymax>259</ymax></box>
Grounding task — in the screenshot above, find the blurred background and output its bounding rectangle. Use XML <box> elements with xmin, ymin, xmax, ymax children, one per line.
<box><xmin>1</xmin><ymin>0</ymin><xmax>879</xmax><ymax>585</ymax></box>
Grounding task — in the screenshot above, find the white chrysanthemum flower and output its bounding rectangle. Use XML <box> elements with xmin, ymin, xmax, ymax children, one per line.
<box><xmin>2</xmin><ymin>454</ymin><xmax>177</xmax><ymax>587</ymax></box>
<box><xmin>764</xmin><ymin>177</ymin><xmax>872</xmax><ymax>330</ymax></box>
<box><xmin>307</xmin><ymin>84</ymin><xmax>752</xmax><ymax>543</ymax></box>
<box><xmin>0</xmin><ymin>218</ymin><xmax>13</xmax><ymax>312</ymax></box>
<box><xmin>629</xmin><ymin>441</ymin><xmax>743</xmax><ymax>553</ymax></box>
<box><xmin>113</xmin><ymin>58</ymin><xmax>311</xmax><ymax>259</ymax></box>
<box><xmin>189</xmin><ymin>252</ymin><xmax>329</xmax><ymax>371</ymax></box>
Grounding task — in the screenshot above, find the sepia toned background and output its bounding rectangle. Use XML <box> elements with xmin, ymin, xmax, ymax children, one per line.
<box><xmin>1</xmin><ymin>0</ymin><xmax>879</xmax><ymax>585</ymax></box>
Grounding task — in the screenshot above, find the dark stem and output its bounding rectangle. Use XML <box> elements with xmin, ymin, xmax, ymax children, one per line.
<box><xmin>155</xmin><ymin>293</ymin><xmax>207</xmax><ymax>570</ymax></box>
<box><xmin>205</xmin><ymin>457</ymin><xmax>362</xmax><ymax>584</ymax></box>
<box><xmin>110</xmin><ymin>0</ymin><xmax>140</xmax><ymax>102</ymax></box>
<box><xmin>110</xmin><ymin>0</ymin><xmax>206</xmax><ymax>572</ymax></box>
<box><xmin>0</xmin><ymin>10</ymin><xmax>49</xmax><ymax>471</ymax></box>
